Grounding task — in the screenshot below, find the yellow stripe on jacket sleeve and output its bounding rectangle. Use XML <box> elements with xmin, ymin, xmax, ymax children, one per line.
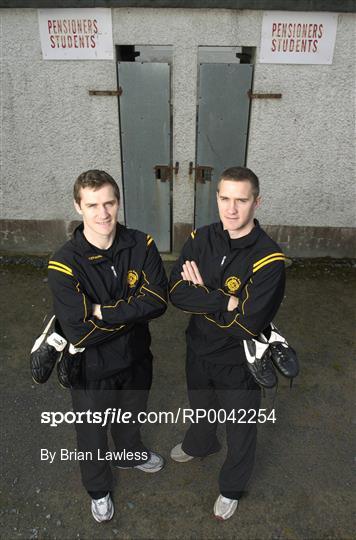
<box><xmin>48</xmin><ymin>265</ymin><xmax>73</xmax><ymax>277</ymax></box>
<box><xmin>48</xmin><ymin>260</ymin><xmax>73</xmax><ymax>274</ymax></box>
<box><xmin>253</xmin><ymin>252</ymin><xmax>285</xmax><ymax>269</ymax></box>
<box><xmin>203</xmin><ymin>314</ymin><xmax>257</xmax><ymax>336</ymax></box>
<box><xmin>169</xmin><ymin>280</ymin><xmax>183</xmax><ymax>294</ymax></box>
<box><xmin>241</xmin><ymin>279</ymin><xmax>251</xmax><ymax>315</ymax></box>
<box><xmin>73</xmin><ymin>321</ymin><xmax>126</xmax><ymax>347</ymax></box>
<box><xmin>191</xmin><ymin>229</ymin><xmax>197</xmax><ymax>239</ymax></box>
<box><xmin>141</xmin><ymin>285</ymin><xmax>168</xmax><ymax>305</ymax></box>
<box><xmin>253</xmin><ymin>256</ymin><xmax>286</xmax><ymax>273</ymax></box>
<box><xmin>146</xmin><ymin>235</ymin><xmax>154</xmax><ymax>247</ymax></box>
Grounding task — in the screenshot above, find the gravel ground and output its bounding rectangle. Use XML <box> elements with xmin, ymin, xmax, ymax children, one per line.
<box><xmin>0</xmin><ymin>259</ymin><xmax>355</xmax><ymax>540</ymax></box>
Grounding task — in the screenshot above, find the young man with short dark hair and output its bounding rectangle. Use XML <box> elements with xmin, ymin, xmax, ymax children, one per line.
<box><xmin>47</xmin><ymin>170</ymin><xmax>168</xmax><ymax>522</ymax></box>
<box><xmin>169</xmin><ymin>166</ymin><xmax>286</xmax><ymax>520</ymax></box>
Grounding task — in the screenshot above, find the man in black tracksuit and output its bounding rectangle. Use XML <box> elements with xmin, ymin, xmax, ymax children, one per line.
<box><xmin>47</xmin><ymin>170</ymin><xmax>167</xmax><ymax>523</ymax></box>
<box><xmin>169</xmin><ymin>166</ymin><xmax>285</xmax><ymax>520</ymax></box>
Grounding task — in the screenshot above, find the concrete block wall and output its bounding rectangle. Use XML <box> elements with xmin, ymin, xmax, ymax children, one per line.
<box><xmin>1</xmin><ymin>8</ymin><xmax>355</xmax><ymax>256</ymax></box>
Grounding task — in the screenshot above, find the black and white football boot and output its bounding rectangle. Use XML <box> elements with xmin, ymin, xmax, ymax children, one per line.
<box><xmin>30</xmin><ymin>315</ymin><xmax>67</xmax><ymax>384</ymax></box>
<box><xmin>243</xmin><ymin>335</ymin><xmax>278</xmax><ymax>388</ymax></box>
<box><xmin>265</xmin><ymin>323</ymin><xmax>299</xmax><ymax>380</ymax></box>
<box><xmin>57</xmin><ymin>343</ymin><xmax>85</xmax><ymax>389</ymax></box>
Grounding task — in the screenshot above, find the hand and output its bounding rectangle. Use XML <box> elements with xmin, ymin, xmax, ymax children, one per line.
<box><xmin>227</xmin><ymin>296</ymin><xmax>239</xmax><ymax>312</ymax></box>
<box><xmin>181</xmin><ymin>260</ymin><xmax>204</xmax><ymax>286</ymax></box>
<box><xmin>92</xmin><ymin>304</ymin><xmax>102</xmax><ymax>320</ymax></box>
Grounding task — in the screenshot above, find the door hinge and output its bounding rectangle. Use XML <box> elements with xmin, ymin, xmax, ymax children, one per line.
<box><xmin>247</xmin><ymin>90</ymin><xmax>282</xmax><ymax>99</ymax></box>
<box><xmin>89</xmin><ymin>87</ymin><xmax>123</xmax><ymax>96</ymax></box>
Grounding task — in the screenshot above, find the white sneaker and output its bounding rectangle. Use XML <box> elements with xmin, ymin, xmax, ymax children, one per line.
<box><xmin>91</xmin><ymin>493</ymin><xmax>114</xmax><ymax>523</ymax></box>
<box><xmin>170</xmin><ymin>443</ymin><xmax>194</xmax><ymax>463</ymax></box>
<box><xmin>135</xmin><ymin>451</ymin><xmax>164</xmax><ymax>473</ymax></box>
<box><xmin>114</xmin><ymin>451</ymin><xmax>164</xmax><ymax>473</ymax></box>
<box><xmin>213</xmin><ymin>494</ymin><xmax>238</xmax><ymax>520</ymax></box>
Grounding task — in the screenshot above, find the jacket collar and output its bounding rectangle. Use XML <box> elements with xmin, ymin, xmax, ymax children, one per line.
<box><xmin>71</xmin><ymin>223</ymin><xmax>136</xmax><ymax>261</ymax></box>
<box><xmin>216</xmin><ymin>219</ymin><xmax>262</xmax><ymax>250</ymax></box>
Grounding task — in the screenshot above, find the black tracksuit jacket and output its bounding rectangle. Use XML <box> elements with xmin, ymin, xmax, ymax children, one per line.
<box><xmin>48</xmin><ymin>223</ymin><xmax>168</xmax><ymax>380</ymax></box>
<box><xmin>169</xmin><ymin>220</ymin><xmax>286</xmax><ymax>365</ymax></box>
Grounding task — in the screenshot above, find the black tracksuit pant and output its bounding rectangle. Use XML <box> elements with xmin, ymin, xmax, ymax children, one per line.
<box><xmin>70</xmin><ymin>355</ymin><xmax>152</xmax><ymax>495</ymax></box>
<box><xmin>181</xmin><ymin>347</ymin><xmax>261</xmax><ymax>500</ymax></box>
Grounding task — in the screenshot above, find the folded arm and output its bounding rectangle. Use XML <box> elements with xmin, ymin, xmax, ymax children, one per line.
<box><xmin>169</xmin><ymin>234</ymin><xmax>230</xmax><ymax>314</ymax></box>
<box><xmin>98</xmin><ymin>240</ymin><xmax>168</xmax><ymax>325</ymax></box>
<box><xmin>203</xmin><ymin>260</ymin><xmax>286</xmax><ymax>340</ymax></box>
<box><xmin>48</xmin><ymin>260</ymin><xmax>128</xmax><ymax>348</ymax></box>
<box><xmin>48</xmin><ymin>241</ymin><xmax>167</xmax><ymax>347</ymax></box>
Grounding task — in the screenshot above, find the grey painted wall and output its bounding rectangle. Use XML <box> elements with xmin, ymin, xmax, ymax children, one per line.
<box><xmin>2</xmin><ymin>8</ymin><xmax>124</xmax><ymax>222</ymax></box>
<box><xmin>1</xmin><ymin>8</ymin><xmax>356</xmax><ymax>254</ymax></box>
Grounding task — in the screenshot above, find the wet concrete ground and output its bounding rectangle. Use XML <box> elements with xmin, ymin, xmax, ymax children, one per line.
<box><xmin>1</xmin><ymin>259</ymin><xmax>355</xmax><ymax>540</ymax></box>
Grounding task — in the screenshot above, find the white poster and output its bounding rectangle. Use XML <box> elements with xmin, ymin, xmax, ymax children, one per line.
<box><xmin>260</xmin><ymin>11</ymin><xmax>338</xmax><ymax>64</ymax></box>
<box><xmin>38</xmin><ymin>8</ymin><xmax>114</xmax><ymax>60</ymax></box>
